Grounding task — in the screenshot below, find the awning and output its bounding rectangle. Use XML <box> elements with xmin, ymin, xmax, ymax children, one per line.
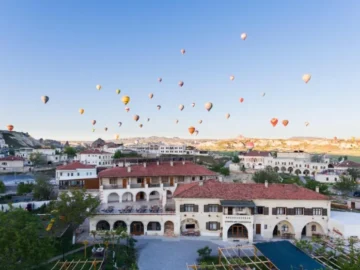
<box><xmin>220</xmin><ymin>200</ymin><xmax>256</xmax><ymax>208</ymax></box>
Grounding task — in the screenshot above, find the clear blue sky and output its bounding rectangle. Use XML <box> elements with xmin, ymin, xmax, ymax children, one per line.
<box><xmin>1</xmin><ymin>0</ymin><xmax>359</xmax><ymax>141</ymax></box>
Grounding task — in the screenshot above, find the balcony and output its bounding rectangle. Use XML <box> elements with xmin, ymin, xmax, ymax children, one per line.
<box><xmin>163</xmin><ymin>183</ymin><xmax>174</xmax><ymax>187</ymax></box>
<box><xmin>103</xmin><ymin>184</ymin><xmax>125</xmax><ymax>190</ymax></box>
<box><xmin>149</xmin><ymin>183</ymin><xmax>161</xmax><ymax>188</ymax></box>
<box><xmin>97</xmin><ymin>202</ymin><xmax>175</xmax><ymax>216</ymax></box>
<box><xmin>130</xmin><ymin>183</ymin><xmax>143</xmax><ymax>189</ymax></box>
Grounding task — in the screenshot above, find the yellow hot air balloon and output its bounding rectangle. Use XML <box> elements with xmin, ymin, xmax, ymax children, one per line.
<box><xmin>302</xmin><ymin>74</ymin><xmax>311</xmax><ymax>83</ymax></box>
<box><xmin>149</xmin><ymin>93</ymin><xmax>154</xmax><ymax>99</ymax></box>
<box><xmin>179</xmin><ymin>104</ymin><xmax>184</xmax><ymax>111</ymax></box>
<box><xmin>241</xmin><ymin>33</ymin><xmax>247</xmax><ymax>40</ymax></box>
<box><xmin>133</xmin><ymin>115</ymin><xmax>140</xmax><ymax>121</ymax></box>
<box><xmin>188</xmin><ymin>126</ymin><xmax>195</xmax><ymax>135</ymax></box>
<box><xmin>79</xmin><ymin>109</ymin><xmax>84</xmax><ymax>115</ymax></box>
<box><xmin>114</xmin><ymin>134</ymin><xmax>119</xmax><ymax>140</ymax></box>
<box><xmin>205</xmin><ymin>102</ymin><xmax>213</xmax><ymax>112</ymax></box>
<box><xmin>181</xmin><ymin>49</ymin><xmax>186</xmax><ymax>55</ymax></box>
<box><xmin>116</xmin><ymin>89</ymin><xmax>121</xmax><ymax>94</ymax></box>
<box><xmin>230</xmin><ymin>75</ymin><xmax>235</xmax><ymax>81</ymax></box>
<box><xmin>96</xmin><ymin>85</ymin><xmax>102</xmax><ymax>90</ymax></box>
<box><xmin>122</xmin><ymin>96</ymin><xmax>130</xmax><ymax>105</ymax></box>
<box><xmin>41</xmin><ymin>96</ymin><xmax>49</xmax><ymax>104</ymax></box>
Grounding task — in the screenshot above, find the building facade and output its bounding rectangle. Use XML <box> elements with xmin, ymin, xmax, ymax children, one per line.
<box><xmin>123</xmin><ymin>143</ymin><xmax>209</xmax><ymax>156</ymax></box>
<box><xmin>0</xmin><ymin>156</ymin><xmax>26</xmax><ymax>173</ymax></box>
<box><xmin>75</xmin><ymin>149</ymin><xmax>113</xmax><ymax>167</ymax></box>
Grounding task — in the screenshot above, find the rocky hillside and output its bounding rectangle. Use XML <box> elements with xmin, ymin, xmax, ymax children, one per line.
<box><xmin>0</xmin><ymin>130</ymin><xmax>62</xmax><ymax>149</ymax></box>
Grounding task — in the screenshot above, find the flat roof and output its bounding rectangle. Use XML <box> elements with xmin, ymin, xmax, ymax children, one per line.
<box><xmin>330</xmin><ymin>211</ymin><xmax>360</xmax><ymax>225</ymax></box>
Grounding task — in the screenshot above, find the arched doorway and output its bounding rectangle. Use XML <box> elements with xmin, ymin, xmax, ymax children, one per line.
<box><xmin>164</xmin><ymin>221</ymin><xmax>174</xmax><ymax>235</ymax></box>
<box><xmin>295</xmin><ymin>169</ymin><xmax>301</xmax><ymax>175</ymax></box>
<box><xmin>113</xmin><ymin>220</ymin><xmax>127</xmax><ymax>230</ymax></box>
<box><xmin>281</xmin><ymin>166</ymin><xmax>287</xmax><ymax>173</ymax></box>
<box><xmin>181</xmin><ymin>218</ymin><xmax>200</xmax><ymax>236</ymax></box>
<box><xmin>288</xmin><ymin>167</ymin><xmax>293</xmax><ymax>174</ymax></box>
<box><xmin>228</xmin><ymin>224</ymin><xmax>248</xmax><ymax>239</ymax></box>
<box><xmin>122</xmin><ymin>192</ymin><xmax>133</xmax><ymax>202</ymax></box>
<box><xmin>96</xmin><ymin>220</ymin><xmax>110</xmax><ymax>231</ymax></box>
<box><xmin>301</xmin><ymin>222</ymin><xmax>325</xmax><ymax>238</ymax></box>
<box><xmin>147</xmin><ymin>222</ymin><xmax>161</xmax><ymax>231</ymax></box>
<box><xmin>273</xmin><ymin>221</ymin><xmax>295</xmax><ymax>238</ymax></box>
<box><xmin>136</xmin><ymin>191</ymin><xmax>146</xmax><ymax>201</ymax></box>
<box><xmin>274</xmin><ymin>166</ymin><xmax>279</xmax><ymax>172</ymax></box>
<box><xmin>149</xmin><ymin>191</ymin><xmax>160</xmax><ymax>201</ymax></box>
<box><xmin>303</xmin><ymin>169</ymin><xmax>310</xmax><ymax>176</ymax></box>
<box><xmin>130</xmin><ymin>221</ymin><xmax>144</xmax><ymax>235</ymax></box>
<box><xmin>108</xmin><ymin>193</ymin><xmax>120</xmax><ymax>203</ymax></box>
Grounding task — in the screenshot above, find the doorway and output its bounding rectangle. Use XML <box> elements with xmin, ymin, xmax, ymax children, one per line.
<box><xmin>256</xmin><ymin>224</ymin><xmax>261</xmax><ymax>235</ymax></box>
<box><xmin>131</xmin><ymin>222</ymin><xmax>144</xmax><ymax>235</ymax></box>
<box><xmin>228</xmin><ymin>207</ymin><xmax>233</xmax><ymax>215</ymax></box>
<box><xmin>228</xmin><ymin>224</ymin><xmax>248</xmax><ymax>238</ymax></box>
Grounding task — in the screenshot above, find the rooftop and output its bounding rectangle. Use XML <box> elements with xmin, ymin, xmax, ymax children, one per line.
<box><xmin>238</xmin><ymin>151</ymin><xmax>270</xmax><ymax>157</ymax></box>
<box><xmin>173</xmin><ymin>180</ymin><xmax>329</xmax><ymax>200</ymax></box>
<box><xmin>334</xmin><ymin>161</ymin><xmax>360</xmax><ymax>168</ymax></box>
<box><xmin>0</xmin><ymin>156</ymin><xmax>25</xmax><ymax>161</ymax></box>
<box><xmin>98</xmin><ymin>161</ymin><xmax>217</xmax><ymax>178</ymax></box>
<box><xmin>79</xmin><ymin>149</ymin><xmax>112</xmax><ymax>155</ymax></box>
<box><xmin>56</xmin><ymin>161</ymin><xmax>96</xmax><ymax>170</ymax></box>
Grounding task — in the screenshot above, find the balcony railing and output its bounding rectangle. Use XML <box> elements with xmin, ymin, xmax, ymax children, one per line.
<box><xmin>224</xmin><ymin>215</ymin><xmax>254</xmax><ymax>222</ymax></box>
<box><xmin>163</xmin><ymin>183</ymin><xmax>174</xmax><ymax>187</ymax></box>
<box><xmin>103</xmin><ymin>184</ymin><xmax>125</xmax><ymax>190</ymax></box>
<box><xmin>149</xmin><ymin>183</ymin><xmax>161</xmax><ymax>188</ymax></box>
<box><xmin>130</xmin><ymin>184</ymin><xmax>143</xmax><ymax>188</ymax></box>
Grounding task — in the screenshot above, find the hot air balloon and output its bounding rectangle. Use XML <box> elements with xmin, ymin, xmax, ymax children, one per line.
<box><xmin>157</xmin><ymin>105</ymin><xmax>161</xmax><ymax>110</ymax></box>
<box><xmin>41</xmin><ymin>96</ymin><xmax>49</xmax><ymax>104</ymax></box>
<box><xmin>104</xmin><ymin>127</ymin><xmax>108</xmax><ymax>131</ymax></box>
<box><xmin>188</xmin><ymin>126</ymin><xmax>195</xmax><ymax>135</ymax></box>
<box><xmin>96</xmin><ymin>85</ymin><xmax>102</xmax><ymax>91</ymax></box>
<box><xmin>198</xmin><ymin>120</ymin><xmax>202</xmax><ymax>124</ymax></box>
<box><xmin>92</xmin><ymin>128</ymin><xmax>95</xmax><ymax>132</ymax></box>
<box><xmin>305</xmin><ymin>122</ymin><xmax>309</xmax><ymax>127</ymax></box>
<box><xmin>195</xmin><ymin>130</ymin><xmax>199</xmax><ymax>136</ymax></box>
<box><xmin>241</xmin><ymin>33</ymin><xmax>247</xmax><ymax>40</ymax></box>
<box><xmin>122</xmin><ymin>96</ymin><xmax>130</xmax><ymax>105</ymax></box>
<box><xmin>116</xmin><ymin>89</ymin><xmax>121</xmax><ymax>95</ymax></box>
<box><xmin>262</xmin><ymin>92</ymin><xmax>266</xmax><ymax>97</ymax></box>
<box><xmin>125</xmin><ymin>107</ymin><xmax>130</xmax><ymax>112</ymax></box>
<box><xmin>230</xmin><ymin>75</ymin><xmax>235</xmax><ymax>81</ymax></box>
<box><xmin>92</xmin><ymin>120</ymin><xmax>96</xmax><ymax>125</ymax></box>
<box><xmin>270</xmin><ymin>118</ymin><xmax>278</xmax><ymax>127</ymax></box>
<box><xmin>239</xmin><ymin>98</ymin><xmax>244</xmax><ymax>103</ymax></box>
<box><xmin>178</xmin><ymin>81</ymin><xmax>184</xmax><ymax>87</ymax></box>
<box><xmin>302</xmin><ymin>74</ymin><xmax>311</xmax><ymax>83</ymax></box>
<box><xmin>149</xmin><ymin>93</ymin><xmax>154</xmax><ymax>99</ymax></box>
<box><xmin>133</xmin><ymin>115</ymin><xmax>140</xmax><ymax>121</ymax></box>
<box><xmin>191</xmin><ymin>102</ymin><xmax>195</xmax><ymax>107</ymax></box>
<box><xmin>7</xmin><ymin>125</ymin><xmax>14</xmax><ymax>132</ymax></box>
<box><xmin>79</xmin><ymin>109</ymin><xmax>84</xmax><ymax>115</ymax></box>
<box><xmin>181</xmin><ymin>49</ymin><xmax>186</xmax><ymax>55</ymax></box>
<box><xmin>158</xmin><ymin>78</ymin><xmax>162</xmax><ymax>83</ymax></box>
<box><xmin>282</xmin><ymin>120</ymin><xmax>289</xmax><ymax>127</ymax></box>
<box><xmin>226</xmin><ymin>113</ymin><xmax>230</xmax><ymax>119</ymax></box>
<box><xmin>205</xmin><ymin>102</ymin><xmax>213</xmax><ymax>112</ymax></box>
<box><xmin>114</xmin><ymin>134</ymin><xmax>119</xmax><ymax>140</ymax></box>
<box><xmin>139</xmin><ymin>124</ymin><xmax>143</xmax><ymax>128</ymax></box>
<box><xmin>179</xmin><ymin>104</ymin><xmax>184</xmax><ymax>111</ymax></box>
<box><xmin>175</xmin><ymin>119</ymin><xmax>179</xmax><ymax>124</ymax></box>
<box><xmin>147</xmin><ymin>118</ymin><xmax>150</xmax><ymax>122</ymax></box>
<box><xmin>246</xmin><ymin>142</ymin><xmax>254</xmax><ymax>150</ymax></box>
<box><xmin>118</xmin><ymin>122</ymin><xmax>122</xmax><ymax>127</ymax></box>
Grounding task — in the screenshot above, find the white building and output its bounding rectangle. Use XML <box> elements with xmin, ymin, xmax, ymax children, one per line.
<box><xmin>88</xmin><ymin>161</ymin><xmax>218</xmax><ymax>236</ymax></box>
<box><xmin>329</xmin><ymin>211</ymin><xmax>360</xmax><ymax>239</ymax></box>
<box><xmin>75</xmin><ymin>149</ymin><xmax>113</xmax><ymax>167</ymax></box>
<box><xmin>174</xmin><ymin>180</ymin><xmax>330</xmax><ymax>243</ymax></box>
<box><xmin>0</xmin><ymin>138</ymin><xmax>8</xmax><ymax>149</ymax></box>
<box><xmin>238</xmin><ymin>151</ymin><xmax>332</xmax><ymax>177</ymax></box>
<box><xmin>33</xmin><ymin>148</ymin><xmax>68</xmax><ymax>164</ymax></box>
<box><xmin>102</xmin><ymin>143</ymin><xmax>124</xmax><ymax>154</ymax></box>
<box><xmin>56</xmin><ymin>162</ymin><xmax>99</xmax><ymax>195</ymax></box>
<box><xmin>15</xmin><ymin>148</ymin><xmax>34</xmax><ymax>159</ymax></box>
<box><xmin>124</xmin><ymin>143</ymin><xmax>209</xmax><ymax>156</ymax></box>
<box><xmin>0</xmin><ymin>156</ymin><xmax>28</xmax><ymax>173</ymax></box>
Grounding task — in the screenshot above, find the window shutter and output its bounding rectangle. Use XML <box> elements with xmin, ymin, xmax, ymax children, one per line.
<box><xmin>272</xmin><ymin>208</ymin><xmax>277</xmax><ymax>215</ymax></box>
<box><xmin>180</xmin><ymin>205</ymin><xmax>184</xmax><ymax>212</ymax></box>
<box><xmin>204</xmin><ymin>205</ymin><xmax>209</xmax><ymax>212</ymax></box>
<box><xmin>305</xmin><ymin>208</ymin><xmax>312</xmax><ymax>216</ymax></box>
<box><xmin>218</xmin><ymin>205</ymin><xmax>223</xmax><ymax>212</ymax></box>
<box><xmin>322</xmin><ymin>208</ymin><xmax>327</xmax><ymax>216</ymax></box>
<box><xmin>264</xmin><ymin>207</ymin><xmax>269</xmax><ymax>215</ymax></box>
<box><xmin>194</xmin><ymin>205</ymin><xmax>199</xmax><ymax>212</ymax></box>
<box><xmin>217</xmin><ymin>222</ymin><xmax>221</xmax><ymax>230</ymax></box>
<box><xmin>287</xmin><ymin>208</ymin><xmax>293</xmax><ymax>215</ymax></box>
<box><xmin>206</xmin><ymin>222</ymin><xmax>210</xmax><ymax>230</ymax></box>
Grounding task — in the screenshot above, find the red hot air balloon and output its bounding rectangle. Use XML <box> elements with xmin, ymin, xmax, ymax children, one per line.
<box><xmin>188</xmin><ymin>126</ymin><xmax>195</xmax><ymax>135</ymax></box>
<box><xmin>270</xmin><ymin>118</ymin><xmax>278</xmax><ymax>127</ymax></box>
<box><xmin>7</xmin><ymin>125</ymin><xmax>14</xmax><ymax>131</ymax></box>
<box><xmin>282</xmin><ymin>120</ymin><xmax>289</xmax><ymax>127</ymax></box>
<box><xmin>246</xmin><ymin>142</ymin><xmax>254</xmax><ymax>150</ymax></box>
<box><xmin>239</xmin><ymin>98</ymin><xmax>244</xmax><ymax>103</ymax></box>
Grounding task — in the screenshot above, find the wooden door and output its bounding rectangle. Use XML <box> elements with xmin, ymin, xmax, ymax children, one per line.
<box><xmin>256</xmin><ymin>224</ymin><xmax>261</xmax><ymax>234</ymax></box>
<box><xmin>141</xmin><ymin>179</ymin><xmax>145</xmax><ymax>188</ymax></box>
<box><xmin>351</xmin><ymin>202</ymin><xmax>356</xmax><ymax>209</ymax></box>
<box><xmin>228</xmin><ymin>207</ymin><xmax>233</xmax><ymax>215</ymax></box>
<box><xmin>122</xmin><ymin>179</ymin><xmax>127</xmax><ymax>188</ymax></box>
<box><xmin>231</xmin><ymin>225</ymin><xmax>247</xmax><ymax>238</ymax></box>
<box><xmin>146</xmin><ymin>178</ymin><xmax>151</xmax><ymax>185</ymax></box>
<box><xmin>170</xmin><ymin>177</ymin><xmax>174</xmax><ymax>186</ymax></box>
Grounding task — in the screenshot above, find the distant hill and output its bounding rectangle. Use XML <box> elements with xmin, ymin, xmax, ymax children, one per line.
<box><xmin>0</xmin><ymin>130</ymin><xmax>62</xmax><ymax>149</ymax></box>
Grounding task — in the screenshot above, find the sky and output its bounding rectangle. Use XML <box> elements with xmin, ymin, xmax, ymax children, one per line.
<box><xmin>1</xmin><ymin>0</ymin><xmax>360</xmax><ymax>141</ymax></box>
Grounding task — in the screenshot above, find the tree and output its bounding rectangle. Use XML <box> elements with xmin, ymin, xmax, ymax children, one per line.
<box><xmin>240</xmin><ymin>164</ymin><xmax>246</xmax><ymax>173</ymax></box>
<box><xmin>54</xmin><ymin>189</ymin><xmax>100</xmax><ymax>244</ymax></box>
<box><xmin>32</xmin><ymin>174</ymin><xmax>54</xmax><ymax>200</ymax></box>
<box><xmin>311</xmin><ymin>155</ymin><xmax>322</xmax><ymax>163</ymax></box>
<box><xmin>0</xmin><ymin>208</ymin><xmax>54</xmax><ymax>270</ymax></box>
<box><xmin>64</xmin><ymin>146</ymin><xmax>77</xmax><ymax>157</ymax></box>
<box><xmin>333</xmin><ymin>175</ymin><xmax>357</xmax><ymax>195</ymax></box>
<box><xmin>252</xmin><ymin>167</ymin><xmax>281</xmax><ymax>183</ymax></box>
<box><xmin>197</xmin><ymin>246</ymin><xmax>212</xmax><ymax>262</ymax></box>
<box><xmin>29</xmin><ymin>152</ymin><xmax>46</xmax><ymax>166</ymax></box>
<box><xmin>294</xmin><ymin>169</ymin><xmax>301</xmax><ymax>175</ymax></box>
<box><xmin>219</xmin><ymin>167</ymin><xmax>230</xmax><ymax>176</ymax></box>
<box><xmin>304</xmin><ymin>179</ymin><xmax>329</xmax><ymax>195</ymax></box>
<box><xmin>17</xmin><ymin>182</ymin><xmax>33</xmax><ymax>195</ymax></box>
<box><xmin>347</xmin><ymin>168</ymin><xmax>360</xmax><ymax>181</ymax></box>
<box><xmin>113</xmin><ymin>150</ymin><xmax>122</xmax><ymax>159</ymax></box>
<box><xmin>232</xmin><ymin>155</ymin><xmax>240</xmax><ymax>163</ymax></box>
<box><xmin>0</xmin><ymin>180</ymin><xmax>5</xmax><ymax>193</ymax></box>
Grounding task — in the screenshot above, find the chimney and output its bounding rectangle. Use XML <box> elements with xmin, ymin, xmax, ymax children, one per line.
<box><xmin>265</xmin><ymin>180</ymin><xmax>268</xmax><ymax>188</ymax></box>
<box><xmin>170</xmin><ymin>161</ymin><xmax>174</xmax><ymax>167</ymax></box>
<box><xmin>127</xmin><ymin>166</ymin><xmax>131</xmax><ymax>173</ymax></box>
<box><xmin>156</xmin><ymin>160</ymin><xmax>160</xmax><ymax>166</ymax></box>
<box><xmin>143</xmin><ymin>162</ymin><xmax>146</xmax><ymax>168</ymax></box>
<box><xmin>316</xmin><ymin>186</ymin><xmax>319</xmax><ymax>193</ymax></box>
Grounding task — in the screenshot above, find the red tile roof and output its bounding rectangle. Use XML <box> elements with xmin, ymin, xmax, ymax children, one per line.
<box><xmin>79</xmin><ymin>149</ymin><xmax>112</xmax><ymax>155</ymax></box>
<box><xmin>239</xmin><ymin>151</ymin><xmax>270</xmax><ymax>157</ymax></box>
<box><xmin>98</xmin><ymin>161</ymin><xmax>217</xmax><ymax>178</ymax></box>
<box><xmin>334</xmin><ymin>161</ymin><xmax>360</xmax><ymax>168</ymax></box>
<box><xmin>56</xmin><ymin>162</ymin><xmax>96</xmax><ymax>170</ymax></box>
<box><xmin>0</xmin><ymin>156</ymin><xmax>24</xmax><ymax>161</ymax></box>
<box><xmin>173</xmin><ymin>180</ymin><xmax>328</xmax><ymax>200</ymax></box>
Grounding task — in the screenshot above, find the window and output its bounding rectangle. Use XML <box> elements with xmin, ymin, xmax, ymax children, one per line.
<box><xmin>313</xmin><ymin>208</ymin><xmax>322</xmax><ymax>215</ymax></box>
<box><xmin>110</xmin><ymin>178</ymin><xmax>117</xmax><ymax>185</ymax></box>
<box><xmin>311</xmin><ymin>225</ymin><xmax>316</xmax><ymax>232</ymax></box>
<box><xmin>208</xmin><ymin>205</ymin><xmax>218</xmax><ymax>212</ymax></box>
<box><xmin>257</xmin><ymin>206</ymin><xmax>264</xmax><ymax>214</ymax></box>
<box><xmin>71</xmin><ymin>173</ymin><xmax>73</xmax><ymax>176</ymax></box>
<box><xmin>185</xmin><ymin>224</ymin><xmax>195</xmax><ymax>229</ymax></box>
<box><xmin>137</xmin><ymin>178</ymin><xmax>143</xmax><ymax>184</ymax></box>
<box><xmin>264</xmin><ymin>224</ymin><xmax>268</xmax><ymax>230</ymax></box>
<box><xmin>335</xmin><ymin>178</ymin><xmax>337</xmax><ymax>181</ymax></box>
<box><xmin>200</xmin><ymin>176</ymin><xmax>203</xmax><ymax>180</ymax></box>
<box><xmin>192</xmin><ymin>177</ymin><xmax>196</xmax><ymax>181</ymax></box>
<box><xmin>77</xmin><ymin>173</ymin><xmax>80</xmax><ymax>176</ymax></box>
<box><xmin>281</xmin><ymin>224</ymin><xmax>289</xmax><ymax>232</ymax></box>
<box><xmin>277</xmin><ymin>208</ymin><xmax>286</xmax><ymax>215</ymax></box>
<box><xmin>208</xmin><ymin>222</ymin><xmax>218</xmax><ymax>231</ymax></box>
<box><xmin>60</xmin><ymin>172</ymin><xmax>63</xmax><ymax>176</ymax></box>
<box><xmin>184</xmin><ymin>204</ymin><xmax>194</xmax><ymax>212</ymax></box>
<box><xmin>295</xmin><ymin>208</ymin><xmax>304</xmax><ymax>215</ymax></box>
<box><xmin>326</xmin><ymin>177</ymin><xmax>329</xmax><ymax>181</ymax></box>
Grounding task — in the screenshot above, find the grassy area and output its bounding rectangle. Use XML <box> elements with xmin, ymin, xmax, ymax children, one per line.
<box><xmin>329</xmin><ymin>155</ymin><xmax>360</xmax><ymax>162</ymax></box>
